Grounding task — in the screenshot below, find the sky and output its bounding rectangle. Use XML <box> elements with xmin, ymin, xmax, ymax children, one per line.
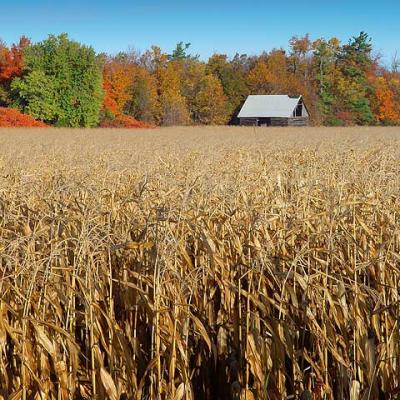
<box><xmin>1</xmin><ymin>0</ymin><xmax>399</xmax><ymax>64</ymax></box>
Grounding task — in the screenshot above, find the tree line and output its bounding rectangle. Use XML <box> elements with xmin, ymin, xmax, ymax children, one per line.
<box><xmin>0</xmin><ymin>32</ymin><xmax>399</xmax><ymax>127</ymax></box>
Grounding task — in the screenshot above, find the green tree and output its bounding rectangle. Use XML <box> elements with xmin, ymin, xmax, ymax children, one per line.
<box><xmin>312</xmin><ymin>37</ymin><xmax>341</xmax><ymax>123</ymax></box>
<box><xmin>11</xmin><ymin>70</ymin><xmax>59</xmax><ymax>121</ymax></box>
<box><xmin>169</xmin><ymin>42</ymin><xmax>199</xmax><ymax>61</ymax></box>
<box><xmin>11</xmin><ymin>34</ymin><xmax>103</xmax><ymax>127</ymax></box>
<box><xmin>207</xmin><ymin>54</ymin><xmax>248</xmax><ymax>116</ymax></box>
<box><xmin>125</xmin><ymin>67</ymin><xmax>159</xmax><ymax>123</ymax></box>
<box><xmin>337</xmin><ymin>32</ymin><xmax>375</xmax><ymax>124</ymax></box>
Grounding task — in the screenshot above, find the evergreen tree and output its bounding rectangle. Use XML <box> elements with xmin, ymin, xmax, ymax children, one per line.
<box><xmin>337</xmin><ymin>32</ymin><xmax>375</xmax><ymax>124</ymax></box>
<box><xmin>169</xmin><ymin>42</ymin><xmax>199</xmax><ymax>61</ymax></box>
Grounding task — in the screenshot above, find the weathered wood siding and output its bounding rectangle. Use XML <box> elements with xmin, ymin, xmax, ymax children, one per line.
<box><xmin>271</xmin><ymin>118</ymin><xmax>289</xmax><ymax>126</ymax></box>
<box><xmin>271</xmin><ymin>117</ymin><xmax>309</xmax><ymax>127</ymax></box>
<box><xmin>288</xmin><ymin>117</ymin><xmax>309</xmax><ymax>126</ymax></box>
<box><xmin>240</xmin><ymin>116</ymin><xmax>309</xmax><ymax>127</ymax></box>
<box><xmin>239</xmin><ymin>118</ymin><xmax>258</xmax><ymax>126</ymax></box>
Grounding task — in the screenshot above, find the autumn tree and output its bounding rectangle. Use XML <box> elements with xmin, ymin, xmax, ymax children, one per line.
<box><xmin>0</xmin><ymin>36</ymin><xmax>30</xmax><ymax>106</ymax></box>
<box><xmin>125</xmin><ymin>67</ymin><xmax>159</xmax><ymax>123</ymax></box>
<box><xmin>102</xmin><ymin>55</ymin><xmax>137</xmax><ymax>117</ymax></box>
<box><xmin>157</xmin><ymin>62</ymin><xmax>190</xmax><ymax>125</ymax></box>
<box><xmin>370</xmin><ymin>74</ymin><xmax>400</xmax><ymax>124</ymax></box>
<box><xmin>248</xmin><ymin>50</ymin><xmax>304</xmax><ymax>96</ymax></box>
<box><xmin>193</xmin><ymin>74</ymin><xmax>229</xmax><ymax>124</ymax></box>
<box><xmin>0</xmin><ymin>36</ymin><xmax>29</xmax><ymax>81</ymax></box>
<box><xmin>207</xmin><ymin>54</ymin><xmax>248</xmax><ymax>116</ymax></box>
<box><xmin>289</xmin><ymin>34</ymin><xmax>313</xmax><ymax>80</ymax></box>
<box><xmin>140</xmin><ymin>46</ymin><xmax>168</xmax><ymax>73</ymax></box>
<box><xmin>177</xmin><ymin>59</ymin><xmax>206</xmax><ymax>120</ymax></box>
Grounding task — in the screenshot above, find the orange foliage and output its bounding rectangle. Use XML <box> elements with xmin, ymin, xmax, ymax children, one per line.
<box><xmin>102</xmin><ymin>78</ymin><xmax>120</xmax><ymax>116</ymax></box>
<box><xmin>248</xmin><ymin>50</ymin><xmax>307</xmax><ymax>97</ymax></box>
<box><xmin>102</xmin><ymin>61</ymin><xmax>136</xmax><ymax>116</ymax></box>
<box><xmin>101</xmin><ymin>60</ymin><xmax>155</xmax><ymax>128</ymax></box>
<box><xmin>99</xmin><ymin>114</ymin><xmax>154</xmax><ymax>129</ymax></box>
<box><xmin>100</xmin><ymin>60</ymin><xmax>154</xmax><ymax>128</ymax></box>
<box><xmin>372</xmin><ymin>76</ymin><xmax>400</xmax><ymax>123</ymax></box>
<box><xmin>0</xmin><ymin>107</ymin><xmax>48</xmax><ymax>127</ymax></box>
<box><xmin>0</xmin><ymin>36</ymin><xmax>30</xmax><ymax>82</ymax></box>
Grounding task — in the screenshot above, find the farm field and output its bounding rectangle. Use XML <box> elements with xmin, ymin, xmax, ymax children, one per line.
<box><xmin>0</xmin><ymin>126</ymin><xmax>399</xmax><ymax>399</ymax></box>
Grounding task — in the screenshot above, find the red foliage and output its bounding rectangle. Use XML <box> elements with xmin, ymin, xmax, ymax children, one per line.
<box><xmin>336</xmin><ymin>111</ymin><xmax>354</xmax><ymax>125</ymax></box>
<box><xmin>0</xmin><ymin>36</ymin><xmax>30</xmax><ymax>82</ymax></box>
<box><xmin>0</xmin><ymin>107</ymin><xmax>48</xmax><ymax>127</ymax></box>
<box><xmin>99</xmin><ymin>114</ymin><xmax>154</xmax><ymax>129</ymax></box>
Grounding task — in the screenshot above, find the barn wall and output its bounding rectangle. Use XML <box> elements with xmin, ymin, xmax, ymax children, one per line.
<box><xmin>240</xmin><ymin>117</ymin><xmax>308</xmax><ymax>127</ymax></box>
<box><xmin>288</xmin><ymin>117</ymin><xmax>309</xmax><ymax>126</ymax></box>
<box><xmin>239</xmin><ymin>118</ymin><xmax>258</xmax><ymax>126</ymax></box>
<box><xmin>271</xmin><ymin>118</ymin><xmax>289</xmax><ymax>126</ymax></box>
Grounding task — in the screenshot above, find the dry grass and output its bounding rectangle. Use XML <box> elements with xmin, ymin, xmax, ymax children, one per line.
<box><xmin>0</xmin><ymin>126</ymin><xmax>399</xmax><ymax>400</ymax></box>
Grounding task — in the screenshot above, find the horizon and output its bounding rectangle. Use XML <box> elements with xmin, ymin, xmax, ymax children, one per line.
<box><xmin>1</xmin><ymin>0</ymin><xmax>399</xmax><ymax>65</ymax></box>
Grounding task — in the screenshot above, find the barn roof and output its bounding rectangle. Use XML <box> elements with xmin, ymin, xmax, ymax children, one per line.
<box><xmin>238</xmin><ymin>95</ymin><xmax>303</xmax><ymax>118</ymax></box>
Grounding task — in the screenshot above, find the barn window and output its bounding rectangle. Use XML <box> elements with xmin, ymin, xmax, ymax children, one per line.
<box><xmin>295</xmin><ymin>102</ymin><xmax>303</xmax><ymax>117</ymax></box>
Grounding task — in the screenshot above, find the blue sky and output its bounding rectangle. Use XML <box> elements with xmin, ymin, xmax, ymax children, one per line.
<box><xmin>1</xmin><ymin>0</ymin><xmax>399</xmax><ymax>64</ymax></box>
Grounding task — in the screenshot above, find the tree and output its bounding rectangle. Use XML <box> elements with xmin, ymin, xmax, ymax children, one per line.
<box><xmin>125</xmin><ymin>67</ymin><xmax>159</xmax><ymax>123</ymax></box>
<box><xmin>140</xmin><ymin>46</ymin><xmax>168</xmax><ymax>73</ymax></box>
<box><xmin>193</xmin><ymin>74</ymin><xmax>229</xmax><ymax>124</ymax></box>
<box><xmin>312</xmin><ymin>37</ymin><xmax>341</xmax><ymax>123</ymax></box>
<box><xmin>102</xmin><ymin>56</ymin><xmax>137</xmax><ymax>117</ymax></box>
<box><xmin>157</xmin><ymin>62</ymin><xmax>189</xmax><ymax>125</ymax></box>
<box><xmin>248</xmin><ymin>60</ymin><xmax>274</xmax><ymax>94</ymax></box>
<box><xmin>391</xmin><ymin>51</ymin><xmax>400</xmax><ymax>74</ymax></box>
<box><xmin>0</xmin><ymin>36</ymin><xmax>29</xmax><ymax>81</ymax></box>
<box><xmin>248</xmin><ymin>50</ymin><xmax>304</xmax><ymax>96</ymax></box>
<box><xmin>169</xmin><ymin>42</ymin><xmax>199</xmax><ymax>61</ymax></box>
<box><xmin>336</xmin><ymin>32</ymin><xmax>375</xmax><ymax>124</ymax></box>
<box><xmin>11</xmin><ymin>70</ymin><xmax>59</xmax><ymax>121</ymax></box>
<box><xmin>0</xmin><ymin>36</ymin><xmax>30</xmax><ymax>106</ymax></box>
<box><xmin>178</xmin><ymin>59</ymin><xmax>206</xmax><ymax>121</ymax></box>
<box><xmin>289</xmin><ymin>34</ymin><xmax>312</xmax><ymax>79</ymax></box>
<box><xmin>207</xmin><ymin>54</ymin><xmax>249</xmax><ymax>117</ymax></box>
<box><xmin>339</xmin><ymin>32</ymin><xmax>373</xmax><ymax>76</ymax></box>
<box><xmin>11</xmin><ymin>34</ymin><xmax>103</xmax><ymax>127</ymax></box>
<box><xmin>370</xmin><ymin>75</ymin><xmax>400</xmax><ymax>124</ymax></box>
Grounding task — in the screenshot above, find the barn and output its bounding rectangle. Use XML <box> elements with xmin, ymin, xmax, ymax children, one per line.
<box><xmin>237</xmin><ymin>95</ymin><xmax>309</xmax><ymax>126</ymax></box>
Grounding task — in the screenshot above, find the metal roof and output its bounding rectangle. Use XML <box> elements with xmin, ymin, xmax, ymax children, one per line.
<box><xmin>238</xmin><ymin>95</ymin><xmax>302</xmax><ymax>118</ymax></box>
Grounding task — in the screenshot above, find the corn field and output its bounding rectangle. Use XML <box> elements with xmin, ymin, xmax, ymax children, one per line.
<box><xmin>0</xmin><ymin>127</ymin><xmax>399</xmax><ymax>399</ymax></box>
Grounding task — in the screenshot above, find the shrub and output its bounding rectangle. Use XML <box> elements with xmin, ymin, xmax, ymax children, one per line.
<box><xmin>0</xmin><ymin>107</ymin><xmax>48</xmax><ymax>127</ymax></box>
<box><xmin>99</xmin><ymin>113</ymin><xmax>154</xmax><ymax>128</ymax></box>
<box><xmin>326</xmin><ymin>116</ymin><xmax>344</xmax><ymax>126</ymax></box>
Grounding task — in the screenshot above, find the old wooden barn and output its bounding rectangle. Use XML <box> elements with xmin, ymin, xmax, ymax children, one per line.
<box><xmin>237</xmin><ymin>95</ymin><xmax>309</xmax><ymax>126</ymax></box>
